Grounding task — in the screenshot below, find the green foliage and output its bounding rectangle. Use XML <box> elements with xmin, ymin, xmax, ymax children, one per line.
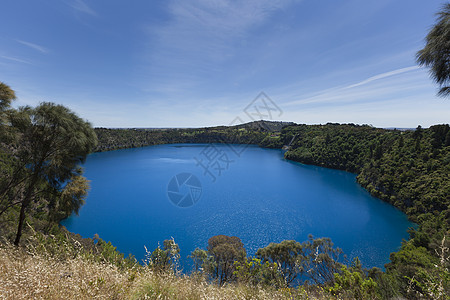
<box><xmin>387</xmin><ymin>241</ymin><xmax>438</xmax><ymax>295</ymax></box>
<box><xmin>256</xmin><ymin>240</ymin><xmax>304</xmax><ymax>286</ymax></box>
<box><xmin>284</xmin><ymin>123</ymin><xmax>382</xmax><ymax>172</ymax></box>
<box><xmin>0</xmin><ymin>81</ymin><xmax>16</xmax><ymax>141</ymax></box>
<box><xmin>233</xmin><ymin>257</ymin><xmax>283</xmax><ymax>287</ymax></box>
<box><xmin>0</xmin><ymin>150</ymin><xmax>20</xmax><ymax>218</ymax></box>
<box><xmin>23</xmin><ymin>224</ymin><xmax>137</xmax><ymax>272</ymax></box>
<box><xmin>206</xmin><ymin>235</ymin><xmax>247</xmax><ymax>285</ymax></box>
<box><xmin>4</xmin><ymin>102</ymin><xmax>98</xmax><ymax>245</ymax></box>
<box><xmin>54</xmin><ymin>171</ymin><xmax>90</xmax><ymax>219</ymax></box>
<box><xmin>94</xmin><ymin>126</ymin><xmax>271</xmax><ymax>152</ymax></box>
<box><xmin>386</xmin><ymin>236</ymin><xmax>450</xmax><ymax>299</ymax></box>
<box><xmin>0</xmin><ymin>81</ymin><xmax>15</xmax><ymax>114</ymax></box>
<box><xmin>330</xmin><ymin>265</ymin><xmax>378</xmax><ymax>299</ymax></box>
<box><xmin>189</xmin><ymin>247</ymin><xmax>208</xmax><ymax>272</ymax></box>
<box><xmin>193</xmin><ymin>236</ymin><xmax>345</xmax><ymax>288</ymax></box>
<box><xmin>301</xmin><ymin>235</ymin><xmax>344</xmax><ymax>285</ymax></box>
<box><xmin>25</xmin><ymin>224</ymin><xmax>81</xmax><ymax>261</ymax></box>
<box><xmin>416</xmin><ymin>3</ymin><xmax>450</xmax><ymax>97</ymax></box>
<box><xmin>94</xmin><ymin>238</ymin><xmax>136</xmax><ymax>269</ymax></box>
<box><xmin>146</xmin><ymin>238</ymin><xmax>180</xmax><ymax>273</ymax></box>
<box><xmin>282</xmin><ymin>123</ymin><xmax>449</xmax><ymax>222</ymax></box>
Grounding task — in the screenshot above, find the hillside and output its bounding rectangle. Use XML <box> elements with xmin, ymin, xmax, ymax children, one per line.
<box><xmin>93</xmin><ymin>120</ymin><xmax>291</xmax><ymax>152</ymax></box>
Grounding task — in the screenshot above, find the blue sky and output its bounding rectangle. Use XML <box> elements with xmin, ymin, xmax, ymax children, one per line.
<box><xmin>1</xmin><ymin>0</ymin><xmax>449</xmax><ymax>128</ymax></box>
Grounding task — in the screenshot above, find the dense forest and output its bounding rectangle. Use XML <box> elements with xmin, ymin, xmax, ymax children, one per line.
<box><xmin>278</xmin><ymin>123</ymin><xmax>450</xmax><ymax>298</ymax></box>
<box><xmin>280</xmin><ymin>123</ymin><xmax>450</xmax><ymax>221</ymax></box>
<box><xmin>93</xmin><ymin>120</ymin><xmax>293</xmax><ymax>152</ymax></box>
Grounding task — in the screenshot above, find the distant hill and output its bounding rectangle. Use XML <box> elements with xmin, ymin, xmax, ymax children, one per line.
<box><xmin>231</xmin><ymin>120</ymin><xmax>296</xmax><ymax>132</ymax></box>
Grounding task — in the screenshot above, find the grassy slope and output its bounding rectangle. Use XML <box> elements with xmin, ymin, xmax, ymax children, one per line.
<box><xmin>0</xmin><ymin>238</ymin><xmax>330</xmax><ymax>300</ymax></box>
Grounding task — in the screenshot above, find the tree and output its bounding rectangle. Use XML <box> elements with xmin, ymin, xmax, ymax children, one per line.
<box><xmin>207</xmin><ymin>235</ymin><xmax>246</xmax><ymax>285</ymax></box>
<box><xmin>0</xmin><ymin>81</ymin><xmax>15</xmax><ymax>113</ymax></box>
<box><xmin>189</xmin><ymin>247</ymin><xmax>209</xmax><ymax>272</ymax></box>
<box><xmin>8</xmin><ymin>102</ymin><xmax>97</xmax><ymax>245</ymax></box>
<box><xmin>48</xmin><ymin>169</ymin><xmax>90</xmax><ymax>222</ymax></box>
<box><xmin>430</xmin><ymin>124</ymin><xmax>450</xmax><ymax>148</ymax></box>
<box><xmin>302</xmin><ymin>235</ymin><xmax>344</xmax><ymax>284</ymax></box>
<box><xmin>416</xmin><ymin>4</ymin><xmax>450</xmax><ymax>97</ymax></box>
<box><xmin>330</xmin><ymin>265</ymin><xmax>379</xmax><ymax>299</ymax></box>
<box><xmin>0</xmin><ymin>82</ymin><xmax>16</xmax><ymax>141</ymax></box>
<box><xmin>1</xmin><ymin>83</ymin><xmax>21</xmax><ymax>220</ymax></box>
<box><xmin>233</xmin><ymin>257</ymin><xmax>283</xmax><ymax>287</ymax></box>
<box><xmin>256</xmin><ymin>240</ymin><xmax>305</xmax><ymax>286</ymax></box>
<box><xmin>149</xmin><ymin>238</ymin><xmax>180</xmax><ymax>272</ymax></box>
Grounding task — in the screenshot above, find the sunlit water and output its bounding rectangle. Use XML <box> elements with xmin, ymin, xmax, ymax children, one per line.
<box><xmin>62</xmin><ymin>144</ymin><xmax>414</xmax><ymax>269</ymax></box>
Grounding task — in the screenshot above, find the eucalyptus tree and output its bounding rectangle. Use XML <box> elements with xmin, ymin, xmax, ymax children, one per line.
<box><xmin>9</xmin><ymin>102</ymin><xmax>97</xmax><ymax>245</ymax></box>
<box><xmin>417</xmin><ymin>3</ymin><xmax>450</xmax><ymax>97</ymax></box>
<box><xmin>302</xmin><ymin>235</ymin><xmax>344</xmax><ymax>284</ymax></box>
<box><xmin>207</xmin><ymin>235</ymin><xmax>246</xmax><ymax>285</ymax></box>
<box><xmin>189</xmin><ymin>247</ymin><xmax>209</xmax><ymax>272</ymax></box>
<box><xmin>256</xmin><ymin>240</ymin><xmax>305</xmax><ymax>287</ymax></box>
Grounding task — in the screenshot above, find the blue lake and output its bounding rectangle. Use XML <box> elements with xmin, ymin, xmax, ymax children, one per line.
<box><xmin>62</xmin><ymin>144</ymin><xmax>414</xmax><ymax>269</ymax></box>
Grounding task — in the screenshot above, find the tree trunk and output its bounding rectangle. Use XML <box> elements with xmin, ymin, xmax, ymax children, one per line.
<box><xmin>13</xmin><ymin>198</ymin><xmax>28</xmax><ymax>246</ymax></box>
<box><xmin>13</xmin><ymin>174</ymin><xmax>38</xmax><ymax>246</ymax></box>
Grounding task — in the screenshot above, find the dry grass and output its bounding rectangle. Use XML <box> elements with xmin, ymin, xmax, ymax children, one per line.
<box><xmin>129</xmin><ymin>272</ymin><xmax>314</xmax><ymax>300</ymax></box>
<box><xmin>0</xmin><ymin>238</ymin><xmax>331</xmax><ymax>300</ymax></box>
<box><xmin>0</xmin><ymin>244</ymin><xmax>131</xmax><ymax>299</ymax></box>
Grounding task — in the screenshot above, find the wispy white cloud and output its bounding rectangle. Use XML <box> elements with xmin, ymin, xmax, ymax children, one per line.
<box><xmin>0</xmin><ymin>55</ymin><xmax>32</xmax><ymax>65</ymax></box>
<box><xmin>283</xmin><ymin>66</ymin><xmax>426</xmax><ymax>107</ymax></box>
<box><xmin>166</xmin><ymin>0</ymin><xmax>296</xmax><ymax>36</ymax></box>
<box><xmin>344</xmin><ymin>66</ymin><xmax>419</xmax><ymax>89</ymax></box>
<box><xmin>15</xmin><ymin>40</ymin><xmax>49</xmax><ymax>54</ymax></box>
<box><xmin>140</xmin><ymin>0</ymin><xmax>298</xmax><ymax>94</ymax></box>
<box><xmin>68</xmin><ymin>0</ymin><xmax>97</xmax><ymax>16</ymax></box>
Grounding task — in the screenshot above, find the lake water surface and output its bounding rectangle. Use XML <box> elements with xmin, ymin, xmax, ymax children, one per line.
<box><xmin>62</xmin><ymin>144</ymin><xmax>414</xmax><ymax>269</ymax></box>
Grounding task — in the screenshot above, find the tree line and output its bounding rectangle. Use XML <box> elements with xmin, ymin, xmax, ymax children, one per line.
<box><xmin>146</xmin><ymin>234</ymin><xmax>379</xmax><ymax>299</ymax></box>
<box><xmin>94</xmin><ymin>125</ymin><xmax>274</xmax><ymax>152</ymax></box>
